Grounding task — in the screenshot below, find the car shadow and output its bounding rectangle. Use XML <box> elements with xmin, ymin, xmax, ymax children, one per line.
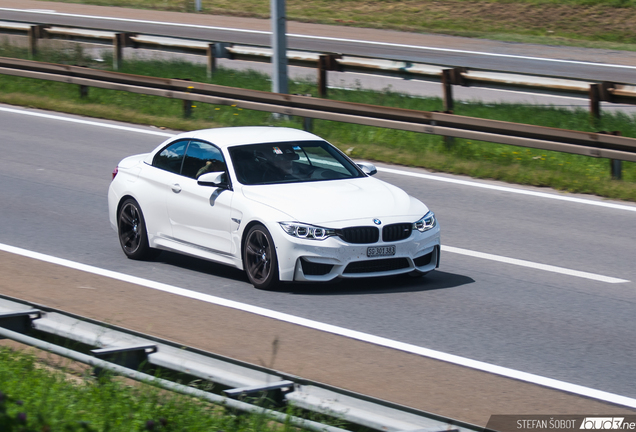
<box><xmin>276</xmin><ymin>270</ymin><xmax>474</xmax><ymax>295</ymax></box>
<box><xmin>155</xmin><ymin>251</ymin><xmax>248</xmax><ymax>283</ymax></box>
<box><xmin>154</xmin><ymin>251</ymin><xmax>474</xmax><ymax>295</ymax></box>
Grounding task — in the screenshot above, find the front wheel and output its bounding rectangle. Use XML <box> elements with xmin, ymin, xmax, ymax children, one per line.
<box><xmin>243</xmin><ymin>224</ymin><xmax>279</xmax><ymax>290</ymax></box>
<box><xmin>117</xmin><ymin>198</ymin><xmax>157</xmax><ymax>260</ymax></box>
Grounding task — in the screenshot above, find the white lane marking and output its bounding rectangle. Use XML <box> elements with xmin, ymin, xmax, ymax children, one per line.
<box><xmin>1</xmin><ymin>242</ymin><xmax>635</xmax><ymax>409</ymax></box>
<box><xmin>443</xmin><ymin>245</ymin><xmax>629</xmax><ymax>283</ymax></box>
<box><xmin>0</xmin><ymin>106</ymin><xmax>174</xmax><ymax>137</ymax></box>
<box><xmin>4</xmin><ymin>7</ymin><xmax>636</xmax><ymax>71</ymax></box>
<box><xmin>2</xmin><ymin>106</ymin><xmax>636</xmax><ymax>214</ymax></box>
<box><xmin>378</xmin><ymin>167</ymin><xmax>636</xmax><ymax>212</ymax></box>
<box><xmin>2</xmin><ymin>8</ymin><xmax>268</xmax><ymax>35</ymax></box>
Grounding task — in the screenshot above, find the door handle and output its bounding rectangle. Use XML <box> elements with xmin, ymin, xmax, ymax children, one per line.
<box><xmin>171</xmin><ymin>183</ymin><xmax>181</xmax><ymax>193</ymax></box>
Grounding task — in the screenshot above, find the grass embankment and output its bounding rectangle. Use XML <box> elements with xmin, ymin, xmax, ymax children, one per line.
<box><xmin>1</xmin><ymin>42</ymin><xmax>635</xmax><ymax>201</ymax></box>
<box><xmin>39</xmin><ymin>0</ymin><xmax>636</xmax><ymax>50</ymax></box>
<box><xmin>0</xmin><ymin>346</ymin><xmax>315</xmax><ymax>432</ymax></box>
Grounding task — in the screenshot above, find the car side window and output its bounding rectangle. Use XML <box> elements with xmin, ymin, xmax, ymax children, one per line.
<box><xmin>182</xmin><ymin>140</ymin><xmax>226</xmax><ymax>179</ymax></box>
<box><xmin>153</xmin><ymin>140</ymin><xmax>188</xmax><ymax>174</ymax></box>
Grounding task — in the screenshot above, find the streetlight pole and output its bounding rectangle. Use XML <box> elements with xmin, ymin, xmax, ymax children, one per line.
<box><xmin>271</xmin><ymin>0</ymin><xmax>288</xmax><ymax>94</ymax></box>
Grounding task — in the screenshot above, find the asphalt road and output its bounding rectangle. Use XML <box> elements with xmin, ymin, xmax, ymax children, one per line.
<box><xmin>2</xmin><ymin>1</ymin><xmax>636</xmax><ymax>422</ymax></box>
<box><xmin>1</xmin><ymin>105</ymin><xmax>635</xmax><ymax>412</ymax></box>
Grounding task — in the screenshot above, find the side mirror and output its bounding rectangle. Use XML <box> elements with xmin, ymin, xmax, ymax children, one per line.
<box><xmin>357</xmin><ymin>162</ymin><xmax>377</xmax><ymax>176</ymax></box>
<box><xmin>197</xmin><ymin>171</ymin><xmax>229</xmax><ymax>188</ymax></box>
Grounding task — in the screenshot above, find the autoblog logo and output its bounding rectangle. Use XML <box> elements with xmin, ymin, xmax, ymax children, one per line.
<box><xmin>580</xmin><ymin>418</ymin><xmax>630</xmax><ymax>429</ymax></box>
<box><xmin>486</xmin><ymin>415</ymin><xmax>636</xmax><ymax>432</ymax></box>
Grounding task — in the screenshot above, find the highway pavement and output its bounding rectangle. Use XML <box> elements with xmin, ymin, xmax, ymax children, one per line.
<box><xmin>1</xmin><ymin>1</ymin><xmax>636</xmax><ymax>424</ymax></box>
<box><xmin>0</xmin><ymin>106</ymin><xmax>635</xmax><ymax>425</ymax></box>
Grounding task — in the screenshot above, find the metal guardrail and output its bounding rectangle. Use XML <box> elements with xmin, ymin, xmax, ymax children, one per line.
<box><xmin>0</xmin><ymin>296</ymin><xmax>480</xmax><ymax>432</ymax></box>
<box><xmin>1</xmin><ymin>19</ymin><xmax>635</xmax><ymax>113</ymax></box>
<box><xmin>0</xmin><ymin>56</ymin><xmax>635</xmax><ymax>169</ymax></box>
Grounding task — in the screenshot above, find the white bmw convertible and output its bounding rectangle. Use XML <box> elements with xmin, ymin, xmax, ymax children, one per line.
<box><xmin>108</xmin><ymin>127</ymin><xmax>440</xmax><ymax>289</ymax></box>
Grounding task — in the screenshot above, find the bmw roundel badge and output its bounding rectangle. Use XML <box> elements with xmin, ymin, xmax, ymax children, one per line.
<box><xmin>373</xmin><ymin>218</ymin><xmax>382</xmax><ymax>225</ymax></box>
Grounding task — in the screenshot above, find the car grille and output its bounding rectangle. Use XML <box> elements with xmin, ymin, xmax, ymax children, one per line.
<box><xmin>344</xmin><ymin>258</ymin><xmax>410</xmax><ymax>274</ymax></box>
<box><xmin>382</xmin><ymin>223</ymin><xmax>412</xmax><ymax>242</ymax></box>
<box><xmin>338</xmin><ymin>226</ymin><xmax>379</xmax><ymax>244</ymax></box>
<box><xmin>300</xmin><ymin>259</ymin><xmax>334</xmax><ymax>276</ymax></box>
<box><xmin>336</xmin><ymin>223</ymin><xmax>413</xmax><ymax>244</ymax></box>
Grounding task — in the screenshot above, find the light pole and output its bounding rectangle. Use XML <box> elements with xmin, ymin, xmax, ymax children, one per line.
<box><xmin>271</xmin><ymin>0</ymin><xmax>288</xmax><ymax>94</ymax></box>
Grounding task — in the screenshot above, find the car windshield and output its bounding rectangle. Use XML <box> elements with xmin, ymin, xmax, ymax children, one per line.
<box><xmin>228</xmin><ymin>140</ymin><xmax>365</xmax><ymax>185</ymax></box>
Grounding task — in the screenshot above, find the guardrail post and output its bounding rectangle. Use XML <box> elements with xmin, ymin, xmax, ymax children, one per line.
<box><xmin>0</xmin><ymin>310</ymin><xmax>41</xmax><ymax>334</ymax></box>
<box><xmin>589</xmin><ymin>83</ymin><xmax>604</xmax><ymax>124</ymax></box>
<box><xmin>183</xmin><ymin>99</ymin><xmax>193</xmax><ymax>118</ymax></box>
<box><xmin>611</xmin><ymin>159</ymin><xmax>623</xmax><ymax>180</ymax></box>
<box><xmin>28</xmin><ymin>25</ymin><xmax>46</xmax><ymax>59</ymax></box>
<box><xmin>441</xmin><ymin>68</ymin><xmax>466</xmax><ymax>149</ymax></box>
<box><xmin>113</xmin><ymin>33</ymin><xmax>133</xmax><ymax>70</ymax></box>
<box><xmin>206</xmin><ymin>43</ymin><xmax>216</xmax><ymax>79</ymax></box>
<box><xmin>79</xmin><ymin>85</ymin><xmax>89</xmax><ymax>99</ymax></box>
<box><xmin>441</xmin><ymin>69</ymin><xmax>454</xmax><ymax>113</ymax></box>
<box><xmin>317</xmin><ymin>53</ymin><xmax>341</xmax><ymax>98</ymax></box>
<box><xmin>296</xmin><ymin>93</ymin><xmax>313</xmax><ymax>131</ymax></box>
<box><xmin>182</xmin><ymin>79</ymin><xmax>194</xmax><ymax>118</ymax></box>
<box><xmin>589</xmin><ymin>82</ymin><xmax>615</xmax><ymax>124</ymax></box>
<box><xmin>589</xmin><ymin>84</ymin><xmax>601</xmax><ymax>121</ymax></box>
<box><xmin>606</xmin><ymin>130</ymin><xmax>623</xmax><ymax>180</ymax></box>
<box><xmin>597</xmin><ymin>130</ymin><xmax>623</xmax><ymax>180</ymax></box>
<box><xmin>441</xmin><ymin>67</ymin><xmax>465</xmax><ymax>114</ymax></box>
<box><xmin>318</xmin><ymin>55</ymin><xmax>328</xmax><ymax>97</ymax></box>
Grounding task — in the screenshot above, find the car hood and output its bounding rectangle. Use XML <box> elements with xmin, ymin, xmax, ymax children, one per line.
<box><xmin>241</xmin><ymin>177</ymin><xmax>428</xmax><ymax>226</ymax></box>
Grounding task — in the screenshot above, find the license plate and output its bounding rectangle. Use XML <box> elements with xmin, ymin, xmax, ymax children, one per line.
<box><xmin>367</xmin><ymin>245</ymin><xmax>396</xmax><ymax>258</ymax></box>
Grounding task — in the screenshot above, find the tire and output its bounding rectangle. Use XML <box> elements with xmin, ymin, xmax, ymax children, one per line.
<box><xmin>117</xmin><ymin>198</ymin><xmax>157</xmax><ymax>260</ymax></box>
<box><xmin>243</xmin><ymin>224</ymin><xmax>279</xmax><ymax>290</ymax></box>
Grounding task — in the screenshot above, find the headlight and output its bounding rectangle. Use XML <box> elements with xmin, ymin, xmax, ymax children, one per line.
<box><xmin>413</xmin><ymin>211</ymin><xmax>436</xmax><ymax>232</ymax></box>
<box><xmin>279</xmin><ymin>222</ymin><xmax>336</xmax><ymax>240</ymax></box>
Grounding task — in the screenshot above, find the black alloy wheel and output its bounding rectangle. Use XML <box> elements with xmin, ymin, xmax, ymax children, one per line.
<box><xmin>117</xmin><ymin>198</ymin><xmax>156</xmax><ymax>260</ymax></box>
<box><xmin>243</xmin><ymin>224</ymin><xmax>279</xmax><ymax>289</ymax></box>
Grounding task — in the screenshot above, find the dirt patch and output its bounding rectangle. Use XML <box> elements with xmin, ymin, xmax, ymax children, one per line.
<box><xmin>32</xmin><ymin>0</ymin><xmax>636</xmax><ymax>45</ymax></box>
<box><xmin>284</xmin><ymin>1</ymin><xmax>636</xmax><ymax>42</ymax></box>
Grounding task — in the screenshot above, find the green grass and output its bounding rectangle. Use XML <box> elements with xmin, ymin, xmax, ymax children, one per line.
<box><xmin>36</xmin><ymin>0</ymin><xmax>636</xmax><ymax>50</ymax></box>
<box><xmin>0</xmin><ymin>346</ymin><xmax>314</xmax><ymax>432</ymax></box>
<box><xmin>1</xmin><ymin>42</ymin><xmax>636</xmax><ymax>201</ymax></box>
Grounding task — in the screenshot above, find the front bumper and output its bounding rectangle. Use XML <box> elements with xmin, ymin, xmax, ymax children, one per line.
<box><xmin>272</xmin><ymin>224</ymin><xmax>441</xmax><ymax>282</ymax></box>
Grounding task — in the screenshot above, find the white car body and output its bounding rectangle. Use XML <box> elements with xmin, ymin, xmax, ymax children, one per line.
<box><xmin>108</xmin><ymin>126</ymin><xmax>440</xmax><ymax>288</ymax></box>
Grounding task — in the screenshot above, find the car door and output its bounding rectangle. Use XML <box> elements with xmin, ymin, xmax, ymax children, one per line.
<box><xmin>166</xmin><ymin>140</ymin><xmax>233</xmax><ymax>255</ymax></box>
<box><xmin>142</xmin><ymin>138</ymin><xmax>191</xmax><ymax>238</ymax></box>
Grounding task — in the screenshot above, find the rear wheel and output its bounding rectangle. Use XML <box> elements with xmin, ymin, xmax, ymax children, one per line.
<box><xmin>243</xmin><ymin>224</ymin><xmax>279</xmax><ymax>290</ymax></box>
<box><xmin>117</xmin><ymin>198</ymin><xmax>157</xmax><ymax>260</ymax></box>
